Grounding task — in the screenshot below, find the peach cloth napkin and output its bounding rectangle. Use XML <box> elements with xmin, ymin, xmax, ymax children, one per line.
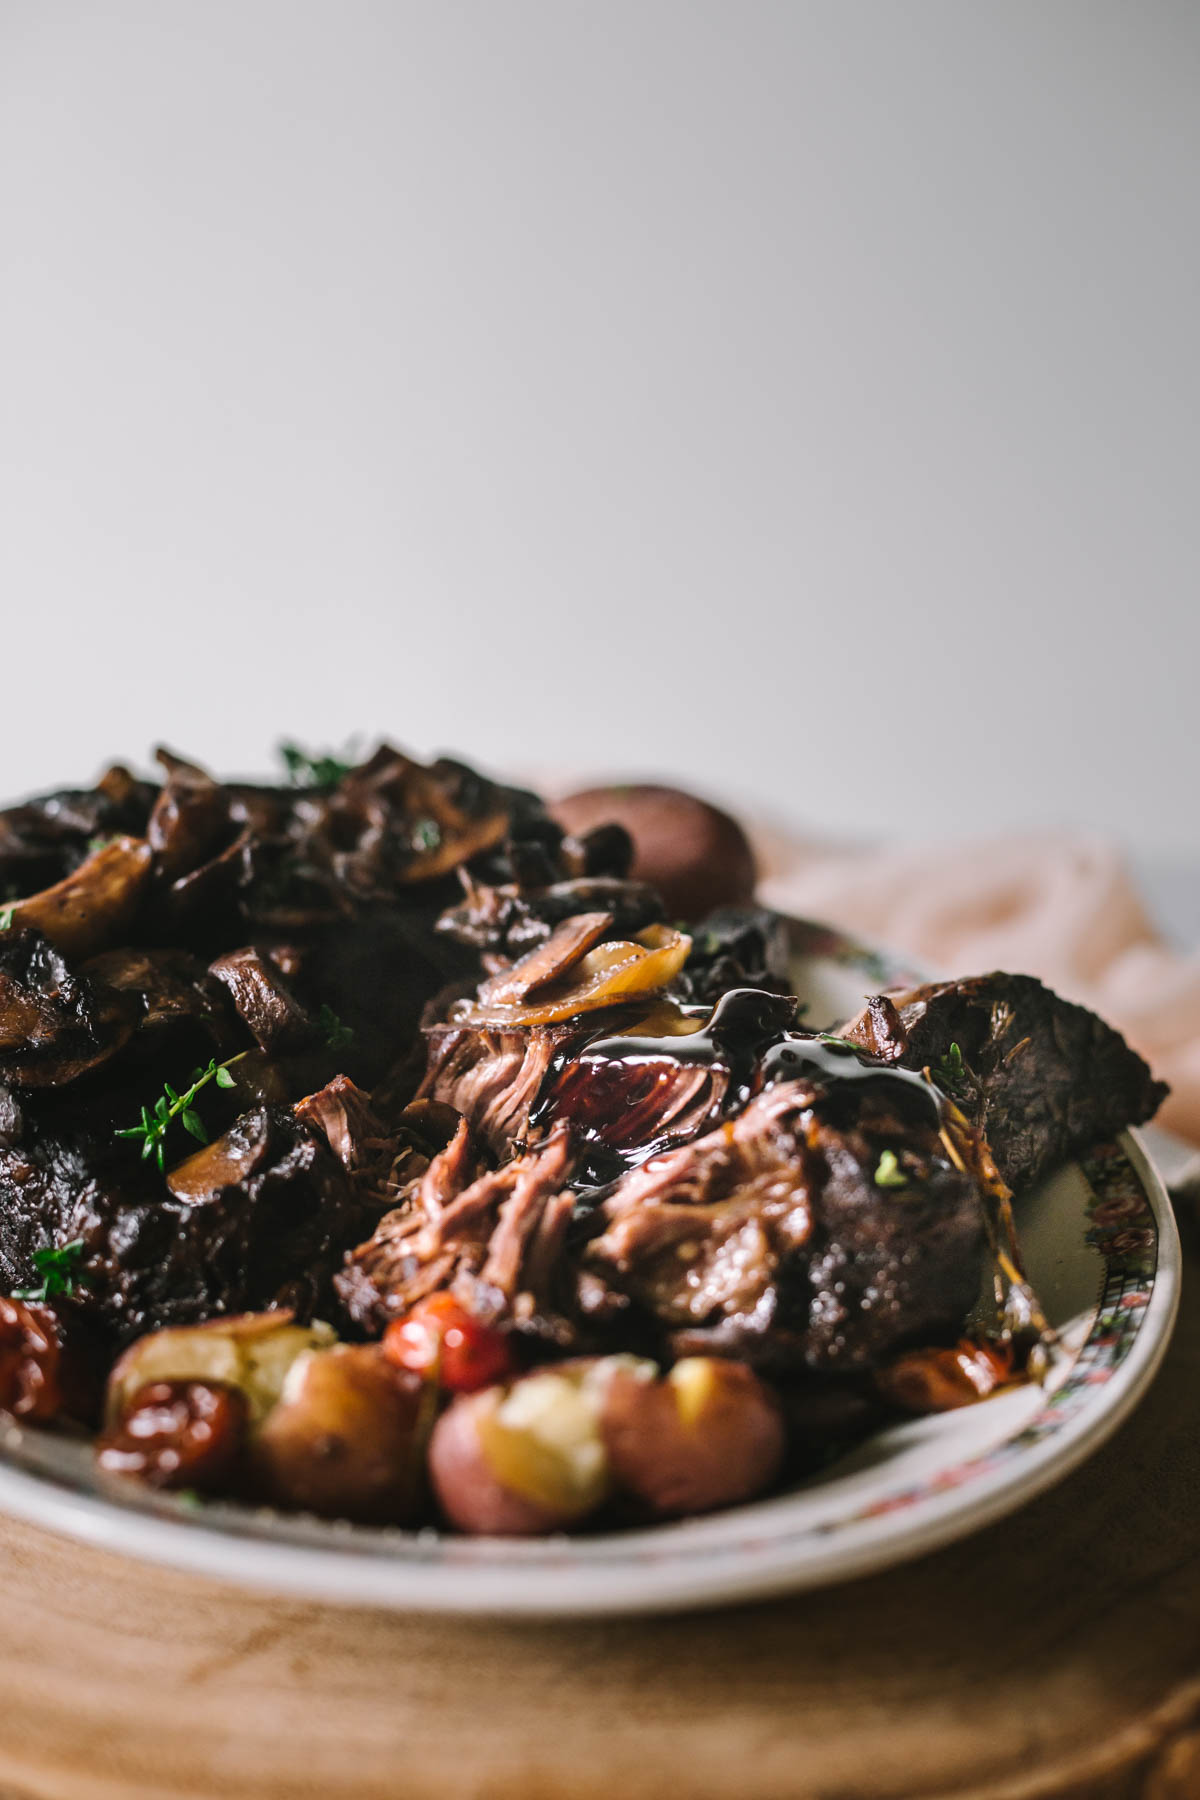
<box><xmin>751</xmin><ymin>828</ymin><xmax>1200</xmax><ymax>1147</ymax></box>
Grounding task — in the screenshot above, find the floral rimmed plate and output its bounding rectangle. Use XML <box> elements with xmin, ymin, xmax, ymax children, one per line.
<box><xmin>0</xmin><ymin>923</ymin><xmax>1180</xmax><ymax>1617</ymax></box>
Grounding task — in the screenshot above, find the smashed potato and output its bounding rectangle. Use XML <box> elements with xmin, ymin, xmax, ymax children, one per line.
<box><xmin>429</xmin><ymin>1354</ymin><xmax>784</xmax><ymax>1534</ymax></box>
<box><xmin>104</xmin><ymin>1311</ymin><xmax>336</xmax><ymax>1427</ymax></box>
<box><xmin>429</xmin><ymin>1362</ymin><xmax>624</xmax><ymax>1535</ymax></box>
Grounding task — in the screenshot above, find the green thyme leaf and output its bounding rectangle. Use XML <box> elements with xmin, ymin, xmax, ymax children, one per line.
<box><xmin>13</xmin><ymin>1239</ymin><xmax>88</xmax><ymax>1302</ymax></box>
<box><xmin>278</xmin><ymin>741</ymin><xmax>356</xmax><ymax>789</ymax></box>
<box><xmin>114</xmin><ymin>1052</ymin><xmax>246</xmax><ymax>1172</ymax></box>
<box><xmin>316</xmin><ymin>1004</ymin><xmax>355</xmax><ymax>1053</ymax></box>
<box><xmin>874</xmin><ymin>1149</ymin><xmax>908</xmax><ymax>1189</ymax></box>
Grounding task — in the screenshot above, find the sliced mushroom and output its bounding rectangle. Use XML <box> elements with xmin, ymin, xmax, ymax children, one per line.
<box><xmin>83</xmin><ymin>946</ymin><xmax>228</xmax><ymax>1038</ymax></box>
<box><xmin>165</xmin><ymin>1110</ymin><xmax>274</xmax><ymax>1202</ymax></box>
<box><xmin>208</xmin><ymin>946</ymin><xmax>315</xmax><ymax>1054</ymax></box>
<box><xmin>147</xmin><ymin>748</ymin><xmax>234</xmax><ymax>881</ymax></box>
<box><xmin>5</xmin><ymin>836</ymin><xmax>153</xmax><ymax>959</ymax></box>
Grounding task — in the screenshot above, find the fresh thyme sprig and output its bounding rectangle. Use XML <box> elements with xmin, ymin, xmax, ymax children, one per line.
<box><xmin>316</xmin><ymin>1004</ymin><xmax>355</xmax><ymax>1052</ymax></box>
<box><xmin>278</xmin><ymin>741</ymin><xmax>356</xmax><ymax>789</ymax></box>
<box><xmin>14</xmin><ymin>1239</ymin><xmax>88</xmax><ymax>1302</ymax></box>
<box><xmin>114</xmin><ymin>1051</ymin><xmax>247</xmax><ymax>1173</ymax></box>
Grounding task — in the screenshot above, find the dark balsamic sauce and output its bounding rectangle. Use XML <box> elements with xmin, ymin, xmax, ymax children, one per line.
<box><xmin>757</xmin><ymin>1035</ymin><xmax>942</xmax><ymax>1123</ymax></box>
<box><xmin>579</xmin><ymin>987</ymin><xmax>797</xmax><ymax>1102</ymax></box>
<box><xmin>533</xmin><ymin>987</ymin><xmax>944</xmax><ymax>1192</ymax></box>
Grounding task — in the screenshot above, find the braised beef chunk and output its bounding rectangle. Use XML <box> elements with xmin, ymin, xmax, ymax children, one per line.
<box><xmin>840</xmin><ymin>972</ymin><xmax>1168</xmax><ymax>1193</ymax></box>
<box><xmin>587</xmin><ymin>1077</ymin><xmax>985</xmax><ymax>1375</ymax></box>
<box><xmin>336</xmin><ymin>1122</ymin><xmax>575</xmax><ymax>1333</ymax></box>
<box><xmin>377</xmin><ymin>1013</ymin><xmax>990</xmax><ymax>1375</ymax></box>
<box><xmin>295</xmin><ymin>1074</ymin><xmax>393</xmax><ymax>1174</ymax></box>
<box><xmin>418</xmin><ymin>1019</ymin><xmax>583</xmax><ymax>1155</ymax></box>
<box><xmin>0</xmin><ymin>1101</ymin><xmax>390</xmax><ymax>1345</ymax></box>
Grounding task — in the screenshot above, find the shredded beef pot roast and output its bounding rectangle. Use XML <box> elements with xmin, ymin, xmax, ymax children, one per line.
<box><xmin>0</xmin><ymin>747</ymin><xmax>1168</xmax><ymax>1530</ymax></box>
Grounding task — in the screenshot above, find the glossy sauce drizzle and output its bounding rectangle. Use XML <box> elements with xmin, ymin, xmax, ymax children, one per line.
<box><xmin>533</xmin><ymin>987</ymin><xmax>943</xmax><ymax>1186</ymax></box>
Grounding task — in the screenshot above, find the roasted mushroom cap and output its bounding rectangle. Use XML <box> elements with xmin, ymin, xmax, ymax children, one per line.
<box><xmin>0</xmin><ymin>927</ymin><xmax>140</xmax><ymax>1088</ymax></box>
<box><xmin>5</xmin><ymin>836</ymin><xmax>153</xmax><ymax>960</ymax></box>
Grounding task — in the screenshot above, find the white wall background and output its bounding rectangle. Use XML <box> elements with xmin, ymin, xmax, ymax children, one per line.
<box><xmin>1</xmin><ymin>3</ymin><xmax>1197</xmax><ymax>855</ymax></box>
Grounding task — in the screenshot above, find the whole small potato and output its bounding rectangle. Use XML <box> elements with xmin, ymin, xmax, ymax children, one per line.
<box><xmin>600</xmin><ymin>1357</ymin><xmax>785</xmax><ymax>1519</ymax></box>
<box><xmin>553</xmin><ymin>784</ymin><xmax>757</xmax><ymax>921</ymax></box>
<box><xmin>105</xmin><ymin>1312</ymin><xmax>337</xmax><ymax>1429</ymax></box>
<box><xmin>429</xmin><ymin>1365</ymin><xmax>615</xmax><ymax>1536</ymax></box>
<box><xmin>250</xmin><ymin>1343</ymin><xmax>426</xmax><ymax>1524</ymax></box>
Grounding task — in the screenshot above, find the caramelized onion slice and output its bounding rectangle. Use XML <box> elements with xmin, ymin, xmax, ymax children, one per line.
<box><xmin>6</xmin><ymin>836</ymin><xmax>153</xmax><ymax>959</ymax></box>
<box><xmin>459</xmin><ymin>925</ymin><xmax>692</xmax><ymax>1026</ymax></box>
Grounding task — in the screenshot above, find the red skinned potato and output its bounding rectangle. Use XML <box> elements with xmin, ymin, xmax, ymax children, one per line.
<box><xmin>429</xmin><ymin>1364</ymin><xmax>616</xmax><ymax>1536</ymax></box>
<box><xmin>250</xmin><ymin>1343</ymin><xmax>427</xmax><ymax>1524</ymax></box>
<box><xmin>601</xmin><ymin>1357</ymin><xmax>785</xmax><ymax>1519</ymax></box>
<box><xmin>552</xmin><ymin>784</ymin><xmax>757</xmax><ymax>921</ymax></box>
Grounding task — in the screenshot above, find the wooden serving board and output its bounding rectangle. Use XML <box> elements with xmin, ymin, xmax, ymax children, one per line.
<box><xmin>0</xmin><ymin>1225</ymin><xmax>1195</xmax><ymax>1800</ymax></box>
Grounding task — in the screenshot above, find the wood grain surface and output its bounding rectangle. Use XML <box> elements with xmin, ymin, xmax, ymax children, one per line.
<box><xmin>0</xmin><ymin>1220</ymin><xmax>1194</xmax><ymax>1800</ymax></box>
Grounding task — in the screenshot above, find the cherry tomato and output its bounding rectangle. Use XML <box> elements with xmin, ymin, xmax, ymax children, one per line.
<box><xmin>383</xmin><ymin>1294</ymin><xmax>514</xmax><ymax>1394</ymax></box>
